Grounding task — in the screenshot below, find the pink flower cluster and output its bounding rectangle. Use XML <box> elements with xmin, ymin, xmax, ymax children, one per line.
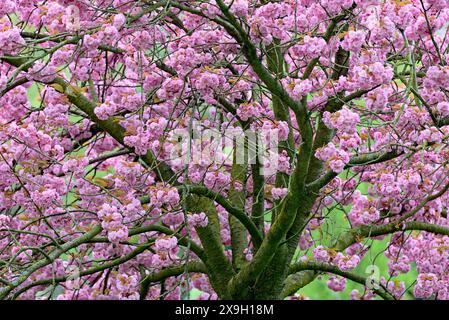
<box><xmin>323</xmin><ymin>107</ymin><xmax>360</xmax><ymax>134</ymax></box>
<box><xmin>0</xmin><ymin>25</ymin><xmax>25</xmax><ymax>55</ymax></box>
<box><xmin>315</xmin><ymin>143</ymin><xmax>350</xmax><ymax>173</ymax></box>
<box><xmin>188</xmin><ymin>212</ymin><xmax>209</xmax><ymax>228</ymax></box>
<box><xmin>98</xmin><ymin>203</ymin><xmax>128</xmax><ymax>243</ymax></box>
<box><xmin>313</xmin><ymin>246</ymin><xmax>361</xmax><ymax>271</ymax></box>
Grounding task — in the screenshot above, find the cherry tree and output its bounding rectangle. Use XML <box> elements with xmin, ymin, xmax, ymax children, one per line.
<box><xmin>1</xmin><ymin>0</ymin><xmax>449</xmax><ymax>300</ymax></box>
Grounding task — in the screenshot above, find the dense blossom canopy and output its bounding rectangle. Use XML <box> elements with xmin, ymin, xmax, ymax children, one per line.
<box><xmin>1</xmin><ymin>0</ymin><xmax>449</xmax><ymax>300</ymax></box>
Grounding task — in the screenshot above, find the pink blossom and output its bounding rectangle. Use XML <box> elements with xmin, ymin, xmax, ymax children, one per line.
<box><xmin>188</xmin><ymin>212</ymin><xmax>209</xmax><ymax>228</ymax></box>
<box><xmin>155</xmin><ymin>236</ymin><xmax>178</xmax><ymax>251</ymax></box>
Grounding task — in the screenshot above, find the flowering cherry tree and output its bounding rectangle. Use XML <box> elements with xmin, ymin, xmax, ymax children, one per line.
<box><xmin>2</xmin><ymin>0</ymin><xmax>449</xmax><ymax>300</ymax></box>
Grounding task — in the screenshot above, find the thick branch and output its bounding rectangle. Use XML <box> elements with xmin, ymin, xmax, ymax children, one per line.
<box><xmin>285</xmin><ymin>260</ymin><xmax>394</xmax><ymax>300</ymax></box>
<box><xmin>139</xmin><ymin>261</ymin><xmax>206</xmax><ymax>299</ymax></box>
